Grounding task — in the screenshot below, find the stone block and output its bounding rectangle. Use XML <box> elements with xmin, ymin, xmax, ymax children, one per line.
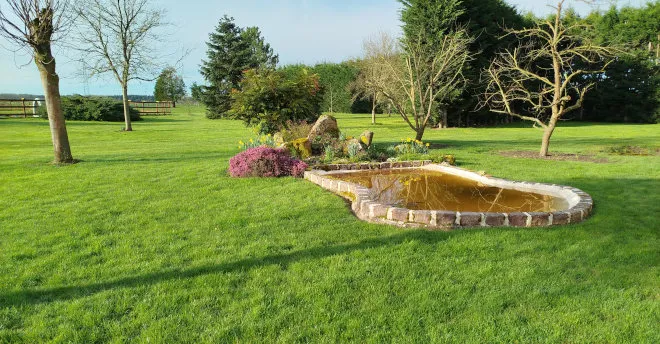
<box><xmin>551</xmin><ymin>212</ymin><xmax>570</xmax><ymax>225</ymax></box>
<box><xmin>528</xmin><ymin>212</ymin><xmax>550</xmax><ymax>227</ymax></box>
<box><xmin>435</xmin><ymin>211</ymin><xmax>457</xmax><ymax>227</ymax></box>
<box><xmin>387</xmin><ymin>208</ymin><xmax>409</xmax><ymax>222</ymax></box>
<box><xmin>369</xmin><ymin>204</ymin><xmax>389</xmax><ymax>218</ymax></box>
<box><xmin>508</xmin><ymin>212</ymin><xmax>529</xmax><ymax>227</ymax></box>
<box><xmin>484</xmin><ymin>213</ymin><xmax>506</xmax><ymax>227</ymax></box>
<box><xmin>411</xmin><ymin>210</ymin><xmax>432</xmax><ymax>224</ymax></box>
<box><xmin>459</xmin><ymin>212</ymin><xmax>482</xmax><ymax>227</ymax></box>
<box><xmin>568</xmin><ymin>208</ymin><xmax>583</xmax><ymax>223</ymax></box>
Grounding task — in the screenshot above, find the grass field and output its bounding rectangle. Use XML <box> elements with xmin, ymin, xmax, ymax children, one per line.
<box><xmin>1</xmin><ymin>106</ymin><xmax>658</xmax><ymax>342</ymax></box>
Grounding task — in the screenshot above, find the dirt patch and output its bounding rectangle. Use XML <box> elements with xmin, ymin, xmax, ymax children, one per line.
<box><xmin>500</xmin><ymin>151</ymin><xmax>609</xmax><ymax>163</ymax></box>
<box><xmin>603</xmin><ymin>145</ymin><xmax>660</xmax><ymax>156</ymax></box>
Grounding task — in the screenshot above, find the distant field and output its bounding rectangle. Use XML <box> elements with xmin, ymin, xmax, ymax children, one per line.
<box><xmin>0</xmin><ymin>106</ymin><xmax>658</xmax><ymax>342</ymax></box>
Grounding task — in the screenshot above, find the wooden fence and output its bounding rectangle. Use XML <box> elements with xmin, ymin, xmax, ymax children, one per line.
<box><xmin>0</xmin><ymin>99</ymin><xmax>173</xmax><ymax>118</ymax></box>
<box><xmin>128</xmin><ymin>101</ymin><xmax>173</xmax><ymax>115</ymax></box>
<box><xmin>0</xmin><ymin>98</ymin><xmax>43</xmax><ymax>118</ymax></box>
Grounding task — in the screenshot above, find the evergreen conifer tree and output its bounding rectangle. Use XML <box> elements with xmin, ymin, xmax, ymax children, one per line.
<box><xmin>200</xmin><ymin>16</ymin><xmax>278</xmax><ymax>119</ymax></box>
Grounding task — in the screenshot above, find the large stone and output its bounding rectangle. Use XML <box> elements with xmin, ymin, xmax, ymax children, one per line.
<box><xmin>307</xmin><ymin>115</ymin><xmax>339</xmax><ymax>142</ymax></box>
<box><xmin>360</xmin><ymin>131</ymin><xmax>374</xmax><ymax>148</ymax></box>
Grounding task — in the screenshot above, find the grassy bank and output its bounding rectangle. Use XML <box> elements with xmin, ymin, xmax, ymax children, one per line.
<box><xmin>0</xmin><ymin>107</ymin><xmax>658</xmax><ymax>342</ymax></box>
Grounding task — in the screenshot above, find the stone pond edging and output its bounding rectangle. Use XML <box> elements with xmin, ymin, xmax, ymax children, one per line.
<box><xmin>304</xmin><ymin>161</ymin><xmax>593</xmax><ymax>230</ymax></box>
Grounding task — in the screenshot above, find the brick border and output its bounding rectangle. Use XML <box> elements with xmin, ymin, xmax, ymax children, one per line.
<box><xmin>304</xmin><ymin>162</ymin><xmax>593</xmax><ymax>229</ymax></box>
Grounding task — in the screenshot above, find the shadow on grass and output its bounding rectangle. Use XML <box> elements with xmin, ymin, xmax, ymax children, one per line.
<box><xmin>141</xmin><ymin>117</ymin><xmax>192</xmax><ymax>123</ymax></box>
<box><xmin>0</xmin><ymin>230</ymin><xmax>453</xmax><ymax>308</ymax></box>
<box><xmin>83</xmin><ymin>151</ymin><xmax>230</xmax><ymax>163</ymax></box>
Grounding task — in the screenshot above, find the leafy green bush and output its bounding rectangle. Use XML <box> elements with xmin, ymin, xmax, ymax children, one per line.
<box><xmin>228</xmin><ymin>69</ymin><xmax>324</xmax><ymax>134</ymax></box>
<box><xmin>391</xmin><ymin>138</ymin><xmax>429</xmax><ymax>155</ymax></box>
<box><xmin>39</xmin><ymin>95</ymin><xmax>141</xmax><ymax>122</ymax></box>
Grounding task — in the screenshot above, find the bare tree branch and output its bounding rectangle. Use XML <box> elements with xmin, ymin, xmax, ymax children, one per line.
<box><xmin>479</xmin><ymin>0</ymin><xmax>617</xmax><ymax>156</ymax></box>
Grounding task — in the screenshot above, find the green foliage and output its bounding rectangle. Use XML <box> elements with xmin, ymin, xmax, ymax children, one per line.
<box><xmin>392</xmin><ymin>138</ymin><xmax>430</xmax><ymax>155</ymax></box>
<box><xmin>200</xmin><ymin>16</ymin><xmax>278</xmax><ymax>119</ymax></box>
<box><xmin>346</xmin><ymin>141</ymin><xmax>362</xmax><ymax>158</ymax></box>
<box><xmin>38</xmin><ymin>95</ymin><xmax>141</xmax><ymax>122</ymax></box>
<box><xmin>278</xmin><ymin>120</ymin><xmax>313</xmax><ymax>142</ymax></box>
<box><xmin>279</xmin><ymin>62</ymin><xmax>362</xmax><ymax>113</ymax></box>
<box><xmin>154</xmin><ymin>67</ymin><xmax>186</xmax><ymax>105</ymax></box>
<box><xmin>190</xmin><ymin>82</ymin><xmax>203</xmax><ymax>102</ymax></box>
<box><xmin>575</xmin><ymin>3</ymin><xmax>660</xmax><ymax>123</ymax></box>
<box><xmin>228</xmin><ymin>69</ymin><xmax>324</xmax><ymax>134</ymax></box>
<box><xmin>399</xmin><ymin>0</ymin><xmax>527</xmax><ymax>127</ymax></box>
<box><xmin>237</xmin><ymin>134</ymin><xmax>277</xmax><ymax>151</ymax></box>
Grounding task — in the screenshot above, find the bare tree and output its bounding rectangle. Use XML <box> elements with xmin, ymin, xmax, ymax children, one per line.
<box><xmin>351</xmin><ymin>32</ymin><xmax>392</xmax><ymax>125</ymax></box>
<box><xmin>75</xmin><ymin>0</ymin><xmax>165</xmax><ymax>131</ymax></box>
<box><xmin>480</xmin><ymin>0</ymin><xmax>616</xmax><ymax>156</ymax></box>
<box><xmin>367</xmin><ymin>30</ymin><xmax>473</xmax><ymax>141</ymax></box>
<box><xmin>0</xmin><ymin>0</ymin><xmax>74</xmax><ymax>163</ymax></box>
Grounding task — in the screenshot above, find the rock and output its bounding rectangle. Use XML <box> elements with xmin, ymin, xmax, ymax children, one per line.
<box><xmin>308</xmin><ymin>115</ymin><xmax>339</xmax><ymax>142</ymax></box>
<box><xmin>360</xmin><ymin>131</ymin><xmax>374</xmax><ymax>148</ymax></box>
<box><xmin>285</xmin><ymin>138</ymin><xmax>312</xmax><ymax>159</ymax></box>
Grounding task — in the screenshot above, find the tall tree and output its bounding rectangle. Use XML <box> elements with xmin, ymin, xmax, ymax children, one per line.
<box><xmin>352</xmin><ymin>32</ymin><xmax>396</xmax><ymax>124</ymax></box>
<box><xmin>154</xmin><ymin>67</ymin><xmax>186</xmax><ymax>107</ymax></box>
<box><xmin>200</xmin><ymin>16</ymin><xmax>278</xmax><ymax>119</ymax></box>
<box><xmin>480</xmin><ymin>0</ymin><xmax>616</xmax><ymax>156</ymax></box>
<box><xmin>400</xmin><ymin>0</ymin><xmax>527</xmax><ymax>128</ymax></box>
<box><xmin>75</xmin><ymin>0</ymin><xmax>165</xmax><ymax>131</ymax></box>
<box><xmin>190</xmin><ymin>82</ymin><xmax>203</xmax><ymax>102</ymax></box>
<box><xmin>0</xmin><ymin>0</ymin><xmax>74</xmax><ymax>163</ymax></box>
<box><xmin>366</xmin><ymin>30</ymin><xmax>473</xmax><ymax>140</ymax></box>
<box><xmin>577</xmin><ymin>3</ymin><xmax>660</xmax><ymax>123</ymax></box>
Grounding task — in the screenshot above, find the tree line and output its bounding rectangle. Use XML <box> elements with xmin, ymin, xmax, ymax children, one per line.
<box><xmin>1</xmin><ymin>0</ymin><xmax>658</xmax><ymax>163</ymax></box>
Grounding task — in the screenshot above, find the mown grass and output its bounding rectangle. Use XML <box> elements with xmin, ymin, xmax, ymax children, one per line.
<box><xmin>0</xmin><ymin>106</ymin><xmax>658</xmax><ymax>343</ymax></box>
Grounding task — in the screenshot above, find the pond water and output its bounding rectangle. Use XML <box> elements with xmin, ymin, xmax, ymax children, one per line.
<box><xmin>328</xmin><ymin>169</ymin><xmax>568</xmax><ymax>213</ymax></box>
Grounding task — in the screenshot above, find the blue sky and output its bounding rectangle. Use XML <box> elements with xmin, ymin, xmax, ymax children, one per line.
<box><xmin>0</xmin><ymin>0</ymin><xmax>649</xmax><ymax>95</ymax></box>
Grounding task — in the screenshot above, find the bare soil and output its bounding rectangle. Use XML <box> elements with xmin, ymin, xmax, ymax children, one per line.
<box><xmin>499</xmin><ymin>150</ymin><xmax>609</xmax><ymax>163</ymax></box>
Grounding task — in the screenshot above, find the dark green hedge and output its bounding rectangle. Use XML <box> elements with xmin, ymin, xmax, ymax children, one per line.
<box><xmin>39</xmin><ymin>95</ymin><xmax>141</xmax><ymax>122</ymax></box>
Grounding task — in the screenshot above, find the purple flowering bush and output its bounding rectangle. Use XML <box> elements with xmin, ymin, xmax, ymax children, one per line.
<box><xmin>229</xmin><ymin>146</ymin><xmax>308</xmax><ymax>178</ymax></box>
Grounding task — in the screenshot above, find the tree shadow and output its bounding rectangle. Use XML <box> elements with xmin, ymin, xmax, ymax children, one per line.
<box><xmin>83</xmin><ymin>151</ymin><xmax>229</xmax><ymax>163</ymax></box>
<box><xmin>141</xmin><ymin>117</ymin><xmax>192</xmax><ymax>123</ymax></box>
<box><xmin>0</xmin><ymin>230</ymin><xmax>454</xmax><ymax>308</ymax></box>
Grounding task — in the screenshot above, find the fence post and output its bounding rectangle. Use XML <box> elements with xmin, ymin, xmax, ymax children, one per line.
<box><xmin>21</xmin><ymin>98</ymin><xmax>26</xmax><ymax>118</ymax></box>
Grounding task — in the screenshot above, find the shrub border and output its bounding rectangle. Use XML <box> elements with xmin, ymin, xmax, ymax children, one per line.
<box><xmin>304</xmin><ymin>161</ymin><xmax>593</xmax><ymax>230</ymax></box>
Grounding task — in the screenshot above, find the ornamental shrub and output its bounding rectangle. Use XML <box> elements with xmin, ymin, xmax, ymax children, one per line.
<box><xmin>38</xmin><ymin>95</ymin><xmax>141</xmax><ymax>122</ymax></box>
<box><xmin>228</xmin><ymin>68</ymin><xmax>324</xmax><ymax>134</ymax></box>
<box><xmin>229</xmin><ymin>147</ymin><xmax>307</xmax><ymax>178</ymax></box>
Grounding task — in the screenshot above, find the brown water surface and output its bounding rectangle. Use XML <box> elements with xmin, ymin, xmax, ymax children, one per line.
<box><xmin>328</xmin><ymin>169</ymin><xmax>568</xmax><ymax>212</ymax></box>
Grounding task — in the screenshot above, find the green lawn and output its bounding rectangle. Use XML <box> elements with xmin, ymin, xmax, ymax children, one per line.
<box><xmin>1</xmin><ymin>106</ymin><xmax>658</xmax><ymax>343</ymax></box>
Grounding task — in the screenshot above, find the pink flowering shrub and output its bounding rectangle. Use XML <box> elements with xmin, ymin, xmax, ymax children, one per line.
<box><xmin>229</xmin><ymin>146</ymin><xmax>308</xmax><ymax>178</ymax></box>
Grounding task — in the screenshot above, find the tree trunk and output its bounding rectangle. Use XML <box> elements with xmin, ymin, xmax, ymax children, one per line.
<box><xmin>371</xmin><ymin>93</ymin><xmax>377</xmax><ymax>124</ymax></box>
<box><xmin>36</xmin><ymin>52</ymin><xmax>74</xmax><ymax>164</ymax></box>
<box><xmin>172</xmin><ymin>100</ymin><xmax>176</xmax><ymax>108</ymax></box>
<box><xmin>415</xmin><ymin>127</ymin><xmax>425</xmax><ymax>141</ymax></box>
<box><xmin>540</xmin><ymin>120</ymin><xmax>558</xmax><ymax>157</ymax></box>
<box><xmin>121</xmin><ymin>83</ymin><xmax>132</xmax><ymax>131</ymax></box>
